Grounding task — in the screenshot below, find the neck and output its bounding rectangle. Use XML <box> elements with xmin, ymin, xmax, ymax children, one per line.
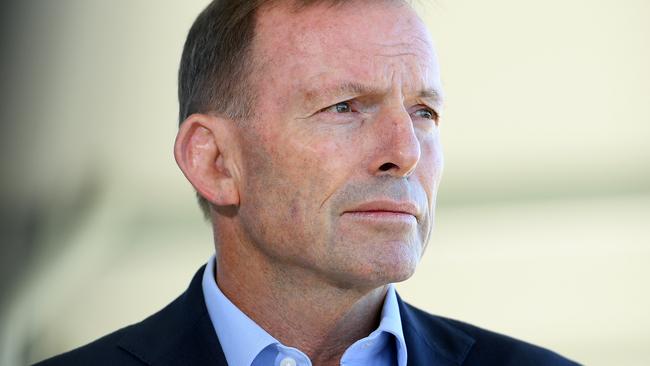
<box><xmin>213</xmin><ymin>222</ymin><xmax>389</xmax><ymax>364</ymax></box>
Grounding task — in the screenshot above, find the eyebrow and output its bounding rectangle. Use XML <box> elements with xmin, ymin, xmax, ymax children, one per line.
<box><xmin>302</xmin><ymin>81</ymin><xmax>381</xmax><ymax>104</ymax></box>
<box><xmin>301</xmin><ymin>81</ymin><xmax>443</xmax><ymax>107</ymax></box>
<box><xmin>417</xmin><ymin>88</ymin><xmax>443</xmax><ymax>105</ymax></box>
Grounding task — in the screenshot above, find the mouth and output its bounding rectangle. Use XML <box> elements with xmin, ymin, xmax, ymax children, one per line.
<box><xmin>342</xmin><ymin>201</ymin><xmax>420</xmax><ymax>222</ymax></box>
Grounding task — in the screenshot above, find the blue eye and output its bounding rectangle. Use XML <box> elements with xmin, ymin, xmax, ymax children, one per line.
<box><xmin>322</xmin><ymin>102</ymin><xmax>352</xmax><ymax>113</ymax></box>
<box><xmin>414</xmin><ymin>108</ymin><xmax>438</xmax><ymax>121</ymax></box>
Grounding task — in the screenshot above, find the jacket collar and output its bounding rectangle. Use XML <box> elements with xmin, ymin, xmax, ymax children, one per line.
<box><xmin>116</xmin><ymin>265</ymin><xmax>474</xmax><ymax>366</ymax></box>
<box><xmin>397</xmin><ymin>292</ymin><xmax>475</xmax><ymax>366</ymax></box>
<box><xmin>116</xmin><ymin>265</ymin><xmax>228</xmax><ymax>365</ymax></box>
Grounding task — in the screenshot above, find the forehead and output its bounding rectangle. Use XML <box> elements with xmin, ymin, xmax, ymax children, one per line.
<box><xmin>252</xmin><ymin>1</ymin><xmax>441</xmax><ymax>97</ymax></box>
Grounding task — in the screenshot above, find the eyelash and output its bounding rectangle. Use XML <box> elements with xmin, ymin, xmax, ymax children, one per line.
<box><xmin>320</xmin><ymin>101</ymin><xmax>438</xmax><ymax>123</ymax></box>
<box><xmin>414</xmin><ymin>107</ymin><xmax>439</xmax><ymax>122</ymax></box>
<box><xmin>319</xmin><ymin>102</ymin><xmax>354</xmax><ymax>114</ymax></box>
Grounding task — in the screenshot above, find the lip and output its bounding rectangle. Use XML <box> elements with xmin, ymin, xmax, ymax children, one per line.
<box><xmin>342</xmin><ymin>200</ymin><xmax>420</xmax><ymax>221</ymax></box>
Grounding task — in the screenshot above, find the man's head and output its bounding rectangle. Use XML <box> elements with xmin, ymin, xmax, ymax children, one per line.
<box><xmin>175</xmin><ymin>0</ymin><xmax>443</xmax><ymax>289</ymax></box>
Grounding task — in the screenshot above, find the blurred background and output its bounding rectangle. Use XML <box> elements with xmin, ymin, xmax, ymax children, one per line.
<box><xmin>1</xmin><ymin>0</ymin><xmax>648</xmax><ymax>365</ymax></box>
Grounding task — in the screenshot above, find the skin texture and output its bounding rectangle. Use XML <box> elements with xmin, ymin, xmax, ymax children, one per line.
<box><xmin>174</xmin><ymin>1</ymin><xmax>443</xmax><ymax>364</ymax></box>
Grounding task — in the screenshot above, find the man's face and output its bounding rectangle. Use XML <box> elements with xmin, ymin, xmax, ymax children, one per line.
<box><xmin>234</xmin><ymin>0</ymin><xmax>443</xmax><ymax>289</ymax></box>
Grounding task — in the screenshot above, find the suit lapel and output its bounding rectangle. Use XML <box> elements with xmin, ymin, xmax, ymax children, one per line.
<box><xmin>116</xmin><ymin>266</ymin><xmax>475</xmax><ymax>366</ymax></box>
<box><xmin>117</xmin><ymin>265</ymin><xmax>228</xmax><ymax>366</ymax></box>
<box><xmin>397</xmin><ymin>293</ymin><xmax>475</xmax><ymax>366</ymax></box>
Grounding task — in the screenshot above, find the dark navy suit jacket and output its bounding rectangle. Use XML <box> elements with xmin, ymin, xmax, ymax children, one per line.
<box><xmin>35</xmin><ymin>266</ymin><xmax>580</xmax><ymax>366</ymax></box>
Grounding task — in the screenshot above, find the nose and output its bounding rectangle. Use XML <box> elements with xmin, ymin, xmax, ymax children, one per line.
<box><xmin>368</xmin><ymin>104</ymin><xmax>420</xmax><ymax>178</ymax></box>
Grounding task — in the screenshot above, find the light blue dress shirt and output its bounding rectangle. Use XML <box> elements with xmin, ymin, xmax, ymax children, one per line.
<box><xmin>202</xmin><ymin>255</ymin><xmax>408</xmax><ymax>366</ymax></box>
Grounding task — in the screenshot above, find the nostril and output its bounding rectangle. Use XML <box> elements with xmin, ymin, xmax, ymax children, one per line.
<box><xmin>379</xmin><ymin>162</ymin><xmax>397</xmax><ymax>171</ymax></box>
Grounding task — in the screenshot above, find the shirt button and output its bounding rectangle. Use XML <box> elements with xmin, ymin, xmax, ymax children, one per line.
<box><xmin>280</xmin><ymin>357</ymin><xmax>297</xmax><ymax>366</ymax></box>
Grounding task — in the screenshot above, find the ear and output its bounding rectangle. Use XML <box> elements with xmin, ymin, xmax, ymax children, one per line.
<box><xmin>174</xmin><ymin>113</ymin><xmax>240</xmax><ymax>208</ymax></box>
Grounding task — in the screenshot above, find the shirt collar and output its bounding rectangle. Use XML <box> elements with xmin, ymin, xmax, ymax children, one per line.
<box><xmin>202</xmin><ymin>254</ymin><xmax>408</xmax><ymax>366</ymax></box>
<box><xmin>378</xmin><ymin>283</ymin><xmax>408</xmax><ymax>366</ymax></box>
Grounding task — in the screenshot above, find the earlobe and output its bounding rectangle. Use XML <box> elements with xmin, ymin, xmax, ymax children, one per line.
<box><xmin>174</xmin><ymin>114</ymin><xmax>240</xmax><ymax>207</ymax></box>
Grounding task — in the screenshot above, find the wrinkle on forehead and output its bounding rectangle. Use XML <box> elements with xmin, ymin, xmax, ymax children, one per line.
<box><xmin>250</xmin><ymin>0</ymin><xmax>442</xmax><ymax>115</ymax></box>
<box><xmin>254</xmin><ymin>0</ymin><xmax>431</xmax><ymax>60</ymax></box>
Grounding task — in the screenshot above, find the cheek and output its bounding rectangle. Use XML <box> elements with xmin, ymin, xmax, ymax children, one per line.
<box><xmin>248</xmin><ymin>130</ymin><xmax>344</xmax><ymax>210</ymax></box>
<box><xmin>415</xmin><ymin>135</ymin><xmax>443</xmax><ymax>248</ymax></box>
<box><xmin>286</xmin><ymin>130</ymin><xmax>358</xmax><ymax>183</ymax></box>
<box><xmin>245</xmin><ymin>122</ymin><xmax>364</xmax><ymax>221</ymax></box>
<box><xmin>419</xmin><ymin>133</ymin><xmax>444</xmax><ymax>183</ymax></box>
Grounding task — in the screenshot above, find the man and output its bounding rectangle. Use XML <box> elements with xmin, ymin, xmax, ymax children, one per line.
<box><xmin>36</xmin><ymin>0</ymin><xmax>579</xmax><ymax>365</ymax></box>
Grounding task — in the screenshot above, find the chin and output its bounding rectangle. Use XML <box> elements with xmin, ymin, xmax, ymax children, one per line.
<box><xmin>327</xmin><ymin>245</ymin><xmax>421</xmax><ymax>290</ymax></box>
<box><xmin>373</xmin><ymin>253</ymin><xmax>420</xmax><ymax>284</ymax></box>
